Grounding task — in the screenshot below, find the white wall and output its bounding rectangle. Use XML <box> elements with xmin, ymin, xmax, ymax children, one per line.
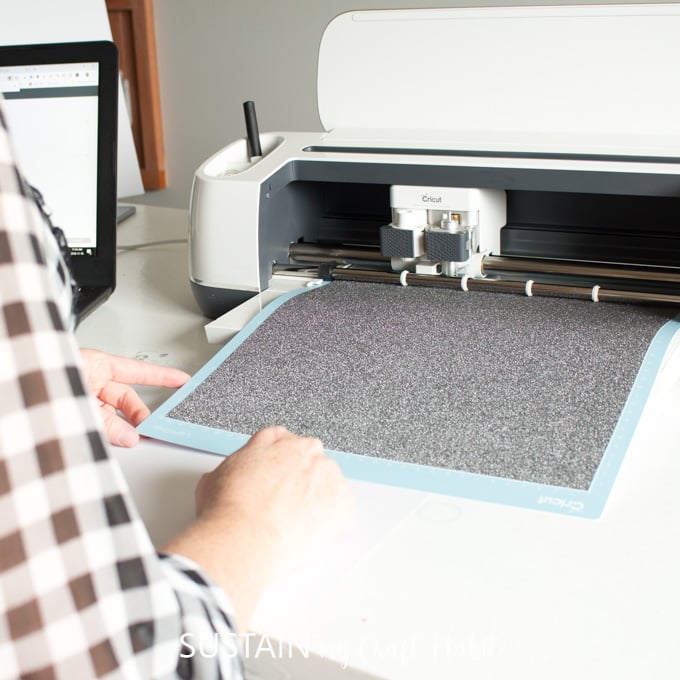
<box><xmin>135</xmin><ymin>0</ymin><xmax>673</xmax><ymax>209</ymax></box>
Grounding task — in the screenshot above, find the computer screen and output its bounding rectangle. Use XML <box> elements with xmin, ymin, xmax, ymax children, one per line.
<box><xmin>0</xmin><ymin>41</ymin><xmax>118</xmax><ymax>321</ymax></box>
<box><xmin>0</xmin><ymin>60</ymin><xmax>99</xmax><ymax>254</ymax></box>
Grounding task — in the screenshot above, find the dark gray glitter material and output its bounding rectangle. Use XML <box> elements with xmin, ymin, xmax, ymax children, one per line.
<box><xmin>170</xmin><ymin>282</ymin><xmax>673</xmax><ymax>490</ymax></box>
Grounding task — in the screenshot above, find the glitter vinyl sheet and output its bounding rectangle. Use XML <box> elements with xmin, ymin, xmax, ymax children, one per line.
<box><xmin>139</xmin><ymin>281</ymin><xmax>680</xmax><ymax>518</ymax></box>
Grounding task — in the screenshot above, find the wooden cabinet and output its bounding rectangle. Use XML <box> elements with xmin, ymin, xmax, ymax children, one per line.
<box><xmin>106</xmin><ymin>0</ymin><xmax>166</xmax><ymax>190</ymax></box>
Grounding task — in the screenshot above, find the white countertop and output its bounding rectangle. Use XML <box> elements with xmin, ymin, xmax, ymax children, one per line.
<box><xmin>77</xmin><ymin>204</ymin><xmax>680</xmax><ymax>680</ymax></box>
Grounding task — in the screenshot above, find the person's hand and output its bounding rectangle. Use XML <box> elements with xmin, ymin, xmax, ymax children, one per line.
<box><xmin>79</xmin><ymin>348</ymin><xmax>190</xmax><ymax>447</ymax></box>
<box><xmin>196</xmin><ymin>425</ymin><xmax>353</xmax><ymax>571</ymax></box>
<box><xmin>163</xmin><ymin>426</ymin><xmax>353</xmax><ymax>628</ymax></box>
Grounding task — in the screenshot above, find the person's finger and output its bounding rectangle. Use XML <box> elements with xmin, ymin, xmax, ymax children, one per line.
<box><xmin>106</xmin><ymin>354</ymin><xmax>190</xmax><ymax>388</ymax></box>
<box><xmin>98</xmin><ymin>381</ymin><xmax>151</xmax><ymax>426</ymax></box>
<box><xmin>100</xmin><ymin>406</ymin><xmax>140</xmax><ymax>447</ymax></box>
<box><xmin>247</xmin><ymin>425</ymin><xmax>291</xmax><ymax>448</ymax></box>
<box><xmin>297</xmin><ymin>435</ymin><xmax>324</xmax><ymax>456</ymax></box>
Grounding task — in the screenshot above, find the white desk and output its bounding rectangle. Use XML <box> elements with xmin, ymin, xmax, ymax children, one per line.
<box><xmin>77</xmin><ymin>205</ymin><xmax>680</xmax><ymax>680</ymax></box>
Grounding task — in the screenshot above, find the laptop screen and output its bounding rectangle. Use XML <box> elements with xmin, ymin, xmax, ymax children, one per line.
<box><xmin>0</xmin><ymin>41</ymin><xmax>118</xmax><ymax>319</ymax></box>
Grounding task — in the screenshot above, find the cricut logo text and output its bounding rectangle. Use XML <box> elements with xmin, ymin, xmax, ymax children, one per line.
<box><xmin>537</xmin><ymin>496</ymin><xmax>584</xmax><ymax>513</ymax></box>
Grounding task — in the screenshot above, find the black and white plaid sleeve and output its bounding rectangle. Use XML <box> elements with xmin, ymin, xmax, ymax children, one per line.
<box><xmin>0</xmin><ymin>101</ymin><xmax>243</xmax><ymax>678</ymax></box>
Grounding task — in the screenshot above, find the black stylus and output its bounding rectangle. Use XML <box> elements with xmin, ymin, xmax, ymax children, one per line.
<box><xmin>243</xmin><ymin>100</ymin><xmax>263</xmax><ymax>160</ymax></box>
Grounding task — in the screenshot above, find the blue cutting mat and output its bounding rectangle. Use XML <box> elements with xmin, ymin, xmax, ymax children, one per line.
<box><xmin>138</xmin><ymin>283</ymin><xmax>680</xmax><ymax>519</ymax></box>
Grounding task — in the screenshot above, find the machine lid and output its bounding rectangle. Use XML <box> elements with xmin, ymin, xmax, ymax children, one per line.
<box><xmin>317</xmin><ymin>4</ymin><xmax>680</xmax><ymax>159</ymax></box>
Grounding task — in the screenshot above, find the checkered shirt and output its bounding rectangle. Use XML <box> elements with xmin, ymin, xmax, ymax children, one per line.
<box><xmin>0</xmin><ymin>102</ymin><xmax>242</xmax><ymax>679</ymax></box>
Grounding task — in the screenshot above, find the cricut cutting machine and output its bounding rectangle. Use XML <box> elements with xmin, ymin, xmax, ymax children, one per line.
<box><xmin>188</xmin><ymin>4</ymin><xmax>680</xmax><ymax>342</ymax></box>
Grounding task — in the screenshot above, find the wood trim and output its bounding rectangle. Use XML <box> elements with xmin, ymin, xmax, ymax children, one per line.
<box><xmin>106</xmin><ymin>0</ymin><xmax>166</xmax><ymax>189</ymax></box>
